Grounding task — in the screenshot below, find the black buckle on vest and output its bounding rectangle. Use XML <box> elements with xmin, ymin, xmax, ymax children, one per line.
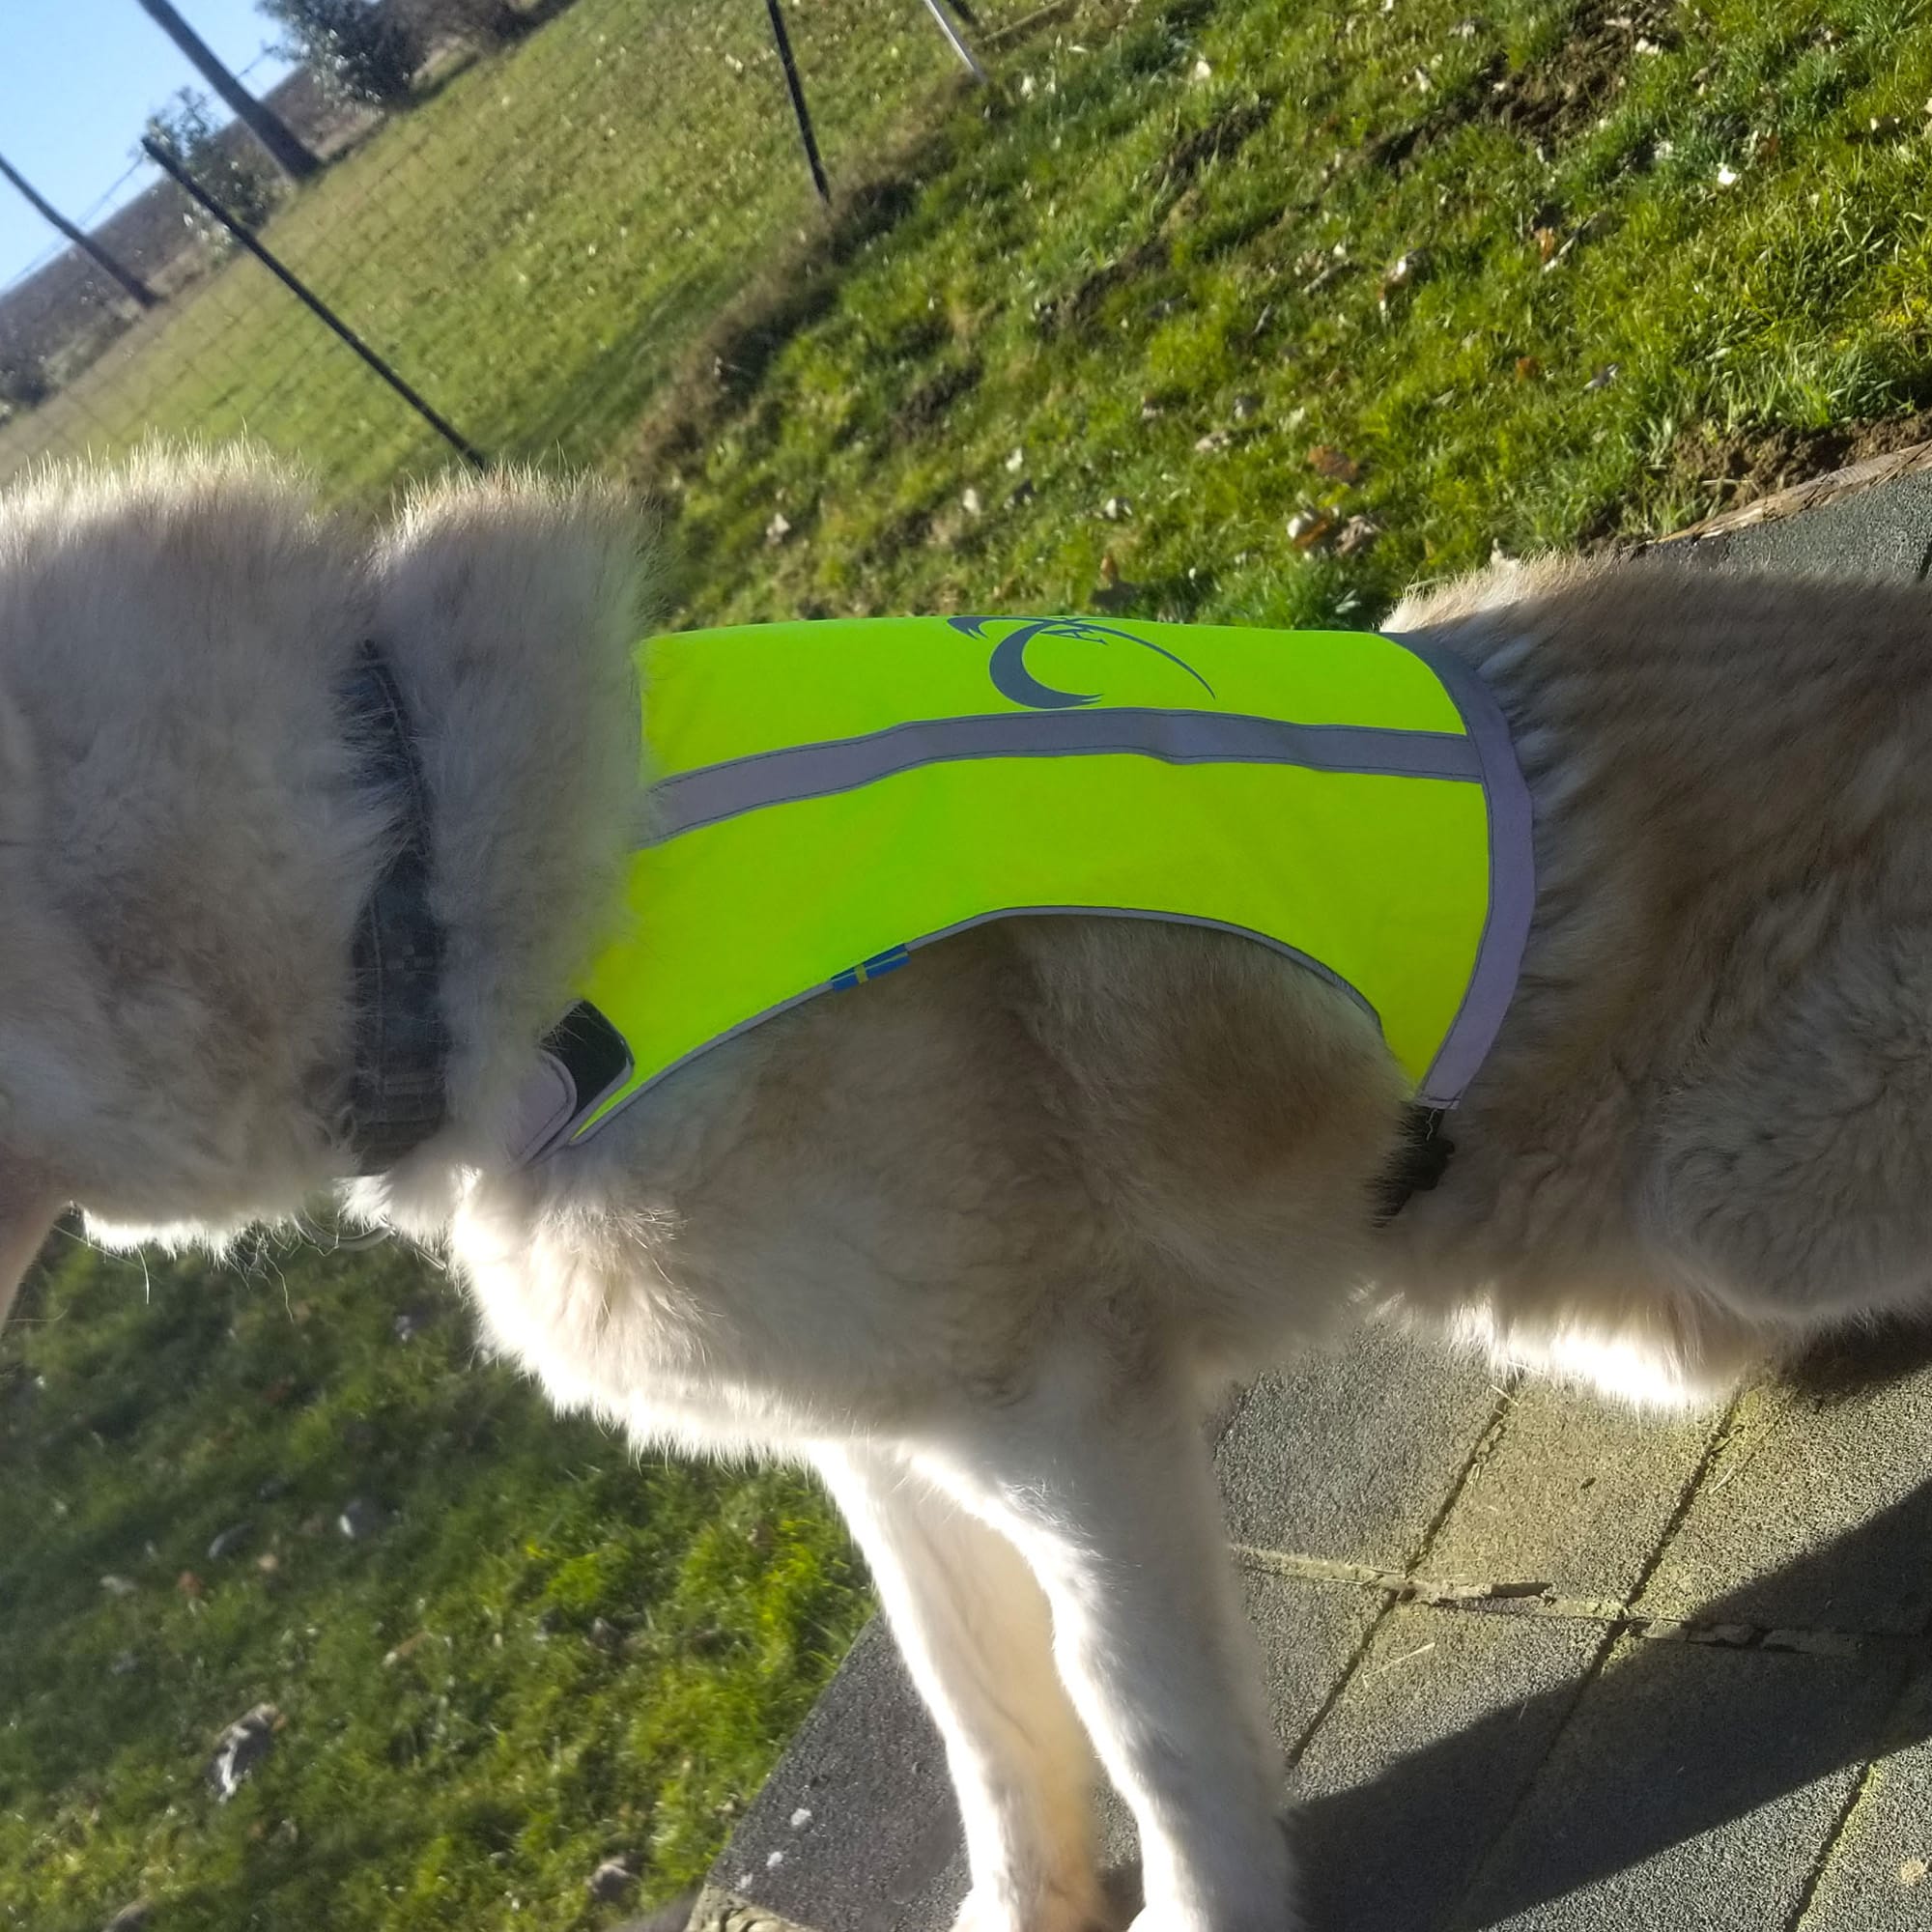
<box><xmin>542</xmin><ymin>1000</ymin><xmax>633</xmax><ymax>1116</ymax></box>
<box><xmin>1374</xmin><ymin>1105</ymin><xmax>1456</xmax><ymax>1224</ymax></box>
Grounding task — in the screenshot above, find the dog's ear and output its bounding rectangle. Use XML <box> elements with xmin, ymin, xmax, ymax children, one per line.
<box><xmin>0</xmin><ymin>1148</ymin><xmax>60</xmax><ymax>1330</ymax></box>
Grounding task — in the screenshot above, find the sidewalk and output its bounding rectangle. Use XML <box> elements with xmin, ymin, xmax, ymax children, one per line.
<box><xmin>693</xmin><ymin>456</ymin><xmax>1932</xmax><ymax>1932</ymax></box>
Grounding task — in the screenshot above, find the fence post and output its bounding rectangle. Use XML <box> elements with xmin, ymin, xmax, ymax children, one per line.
<box><xmin>0</xmin><ymin>151</ymin><xmax>159</xmax><ymax>309</ymax></box>
<box><xmin>762</xmin><ymin>0</ymin><xmax>831</xmax><ymax>204</ymax></box>
<box><xmin>140</xmin><ymin>137</ymin><xmax>488</xmax><ymax>469</ymax></box>
<box><xmin>919</xmin><ymin>0</ymin><xmax>988</xmax><ymax>82</ymax></box>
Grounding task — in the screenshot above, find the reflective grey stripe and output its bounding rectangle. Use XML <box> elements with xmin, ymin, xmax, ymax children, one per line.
<box><xmin>1390</xmin><ymin>633</ymin><xmax>1535</xmax><ymax>1111</ymax></box>
<box><xmin>648</xmin><ymin>705</ymin><xmax>1482</xmax><ymax>842</ymax></box>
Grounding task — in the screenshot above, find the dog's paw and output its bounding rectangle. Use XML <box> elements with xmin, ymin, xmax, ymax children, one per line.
<box><xmin>1126</xmin><ymin>1909</ymin><xmax>1297</xmax><ymax>1932</ymax></box>
<box><xmin>951</xmin><ymin>1877</ymin><xmax>1112</xmax><ymax>1932</ymax></box>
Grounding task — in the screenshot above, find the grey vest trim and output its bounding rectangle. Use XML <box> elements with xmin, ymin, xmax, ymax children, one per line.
<box><xmin>1389</xmin><ymin>635</ymin><xmax>1534</xmax><ymax>1112</ymax></box>
<box><xmin>340</xmin><ymin>641</ymin><xmax>449</xmax><ymax>1176</ymax></box>
<box><xmin>646</xmin><ymin>705</ymin><xmax>1485</xmax><ymax>842</ymax></box>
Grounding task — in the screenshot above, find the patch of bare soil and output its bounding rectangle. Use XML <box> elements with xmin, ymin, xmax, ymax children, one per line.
<box><xmin>1482</xmin><ymin>0</ymin><xmax>1681</xmax><ymax>146</ymax></box>
<box><xmin>1370</xmin><ymin>0</ymin><xmax>1678</xmax><ymax>175</ymax></box>
<box><xmin>1668</xmin><ymin>412</ymin><xmax>1932</xmax><ymax>512</ymax></box>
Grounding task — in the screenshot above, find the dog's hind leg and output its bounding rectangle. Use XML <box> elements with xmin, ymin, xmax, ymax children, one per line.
<box><xmin>813</xmin><ymin>1442</ymin><xmax>1108</xmax><ymax>1932</ymax></box>
<box><xmin>911</xmin><ymin>1355</ymin><xmax>1296</xmax><ymax>1932</ymax></box>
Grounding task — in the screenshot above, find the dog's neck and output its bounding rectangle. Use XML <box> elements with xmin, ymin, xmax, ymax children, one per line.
<box><xmin>340</xmin><ymin>640</ymin><xmax>451</xmax><ymax>1176</ymax></box>
<box><xmin>340</xmin><ymin>478</ymin><xmax>647</xmax><ymax>1236</ymax></box>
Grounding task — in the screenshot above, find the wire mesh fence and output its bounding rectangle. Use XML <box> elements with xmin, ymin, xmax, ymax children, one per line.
<box><xmin>0</xmin><ymin>0</ymin><xmax>1041</xmax><ymax>510</ymax></box>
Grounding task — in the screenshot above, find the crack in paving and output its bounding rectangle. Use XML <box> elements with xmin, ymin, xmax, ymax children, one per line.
<box><xmin>1280</xmin><ymin>1376</ymin><xmax>1520</xmax><ymax>1772</ymax></box>
<box><xmin>1232</xmin><ymin>1545</ymin><xmax>1921</xmax><ymax>1660</ymax></box>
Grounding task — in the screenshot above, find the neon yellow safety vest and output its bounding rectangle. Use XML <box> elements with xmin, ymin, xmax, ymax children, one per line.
<box><xmin>521</xmin><ymin>615</ymin><xmax>1532</xmax><ymax>1159</ymax></box>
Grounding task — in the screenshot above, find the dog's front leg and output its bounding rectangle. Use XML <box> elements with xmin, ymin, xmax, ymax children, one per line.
<box><xmin>813</xmin><ymin>1442</ymin><xmax>1109</xmax><ymax>1932</ymax></box>
<box><xmin>915</xmin><ymin>1365</ymin><xmax>1296</xmax><ymax>1932</ymax></box>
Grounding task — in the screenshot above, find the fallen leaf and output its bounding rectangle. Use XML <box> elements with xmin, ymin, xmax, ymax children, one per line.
<box><xmin>1308</xmin><ymin>445</ymin><xmax>1362</xmax><ymax>483</ymax></box>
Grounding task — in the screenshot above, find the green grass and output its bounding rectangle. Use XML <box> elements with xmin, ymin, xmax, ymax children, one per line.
<box><xmin>0</xmin><ymin>1236</ymin><xmax>867</xmax><ymax>1931</ymax></box>
<box><xmin>8</xmin><ymin>0</ymin><xmax>1932</xmax><ymax>1923</ymax></box>
<box><xmin>652</xmin><ymin>0</ymin><xmax>1932</xmax><ymax>631</ymax></box>
<box><xmin>0</xmin><ymin>0</ymin><xmax>1017</xmax><ymax>498</ymax></box>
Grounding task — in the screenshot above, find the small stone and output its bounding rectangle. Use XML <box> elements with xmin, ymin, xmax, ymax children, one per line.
<box><xmin>789</xmin><ymin>1805</ymin><xmax>813</xmax><ymax>1830</ymax></box>
<box><xmin>961</xmin><ymin>487</ymin><xmax>982</xmax><ymax>517</ymax></box>
<box><xmin>1192</xmin><ymin>56</ymin><xmax>1211</xmax><ymax>79</ymax></box>
<box><xmin>208</xmin><ymin>1521</ymin><xmax>254</xmax><ymax>1562</ymax></box>
<box><xmin>1005</xmin><ymin>446</ymin><xmax>1026</xmax><ymax>472</ymax></box>
<box><xmin>255</xmin><ymin>1551</ymin><xmax>280</xmax><ymax>1576</ymax></box>
<box><xmin>1195</xmin><ymin>429</ymin><xmax>1233</xmax><ymax>454</ymax></box>
<box><xmin>1336</xmin><ymin>514</ymin><xmax>1381</xmax><ymax>556</ymax></box>
<box><xmin>765</xmin><ymin>511</ymin><xmax>792</xmax><ymax>546</ymax></box>
<box><xmin>103</xmin><ymin>1904</ymin><xmax>153</xmax><ymax>1932</ymax></box>
<box><xmin>1715</xmin><ymin>161</ymin><xmax>1739</xmax><ymax>186</ymax></box>
<box><xmin>587</xmin><ymin>1857</ymin><xmax>639</xmax><ymax>1903</ymax></box>
<box><xmin>1900</xmin><ymin>1859</ymin><xmax>1927</xmax><ymax>1887</ymax></box>
<box><xmin>207</xmin><ymin>1704</ymin><xmax>280</xmax><ymax>1803</ymax></box>
<box><xmin>337</xmin><ymin>1497</ymin><xmax>388</xmax><ymax>1542</ymax></box>
<box><xmin>100</xmin><ymin>1575</ymin><xmax>137</xmax><ymax>1599</ymax></box>
<box><xmin>765</xmin><ymin>1849</ymin><xmax>785</xmax><ymax>1870</ymax></box>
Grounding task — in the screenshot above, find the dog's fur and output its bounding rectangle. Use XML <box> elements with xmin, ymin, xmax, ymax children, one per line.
<box><xmin>6</xmin><ymin>445</ymin><xmax>1932</xmax><ymax>1930</ymax></box>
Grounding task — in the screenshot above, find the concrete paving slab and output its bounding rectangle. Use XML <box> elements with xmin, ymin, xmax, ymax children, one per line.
<box><xmin>1426</xmin><ymin>1383</ymin><xmax>1721</xmax><ymax>1605</ymax></box>
<box><xmin>1453</xmin><ymin>1634</ymin><xmax>1906</xmax><ymax>1932</ymax></box>
<box><xmin>696</xmin><ymin>1622</ymin><xmax>964</xmax><ymax>1932</ymax></box>
<box><xmin>1218</xmin><ymin>1325</ymin><xmax>1501</xmax><ymax>1569</ymax></box>
<box><xmin>1287</xmin><ymin>1603</ymin><xmax>1605</xmax><ymax>1932</ymax></box>
<box><xmin>1662</xmin><ymin>465</ymin><xmax>1932</xmax><ymax>577</ymax></box>
<box><xmin>1799</xmin><ymin>1668</ymin><xmax>1932</xmax><ymax>1932</ymax></box>
<box><xmin>711</xmin><ymin>1570</ymin><xmax>1391</xmax><ymax>1932</ymax></box>
<box><xmin>1636</xmin><ymin>1339</ymin><xmax>1932</xmax><ymax>1636</ymax></box>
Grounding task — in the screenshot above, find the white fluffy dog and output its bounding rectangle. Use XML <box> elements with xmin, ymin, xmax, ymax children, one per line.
<box><xmin>4</xmin><ymin>447</ymin><xmax>1926</xmax><ymax>1932</ymax></box>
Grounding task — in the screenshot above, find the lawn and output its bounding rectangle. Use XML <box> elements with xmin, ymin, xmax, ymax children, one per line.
<box><xmin>0</xmin><ymin>1235</ymin><xmax>867</xmax><ymax>1932</ymax></box>
<box><xmin>0</xmin><ymin>0</ymin><xmax>1025</xmax><ymax>497</ymax></box>
<box><xmin>6</xmin><ymin>0</ymin><xmax>1932</xmax><ymax>1925</ymax></box>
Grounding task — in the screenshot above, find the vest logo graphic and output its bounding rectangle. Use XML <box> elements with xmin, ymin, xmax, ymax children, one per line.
<box><xmin>948</xmin><ymin>614</ymin><xmax>1216</xmax><ymax>710</ymax></box>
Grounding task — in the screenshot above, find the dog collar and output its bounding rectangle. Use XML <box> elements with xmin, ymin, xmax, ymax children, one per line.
<box><xmin>339</xmin><ymin>641</ymin><xmax>449</xmax><ymax>1175</ymax></box>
